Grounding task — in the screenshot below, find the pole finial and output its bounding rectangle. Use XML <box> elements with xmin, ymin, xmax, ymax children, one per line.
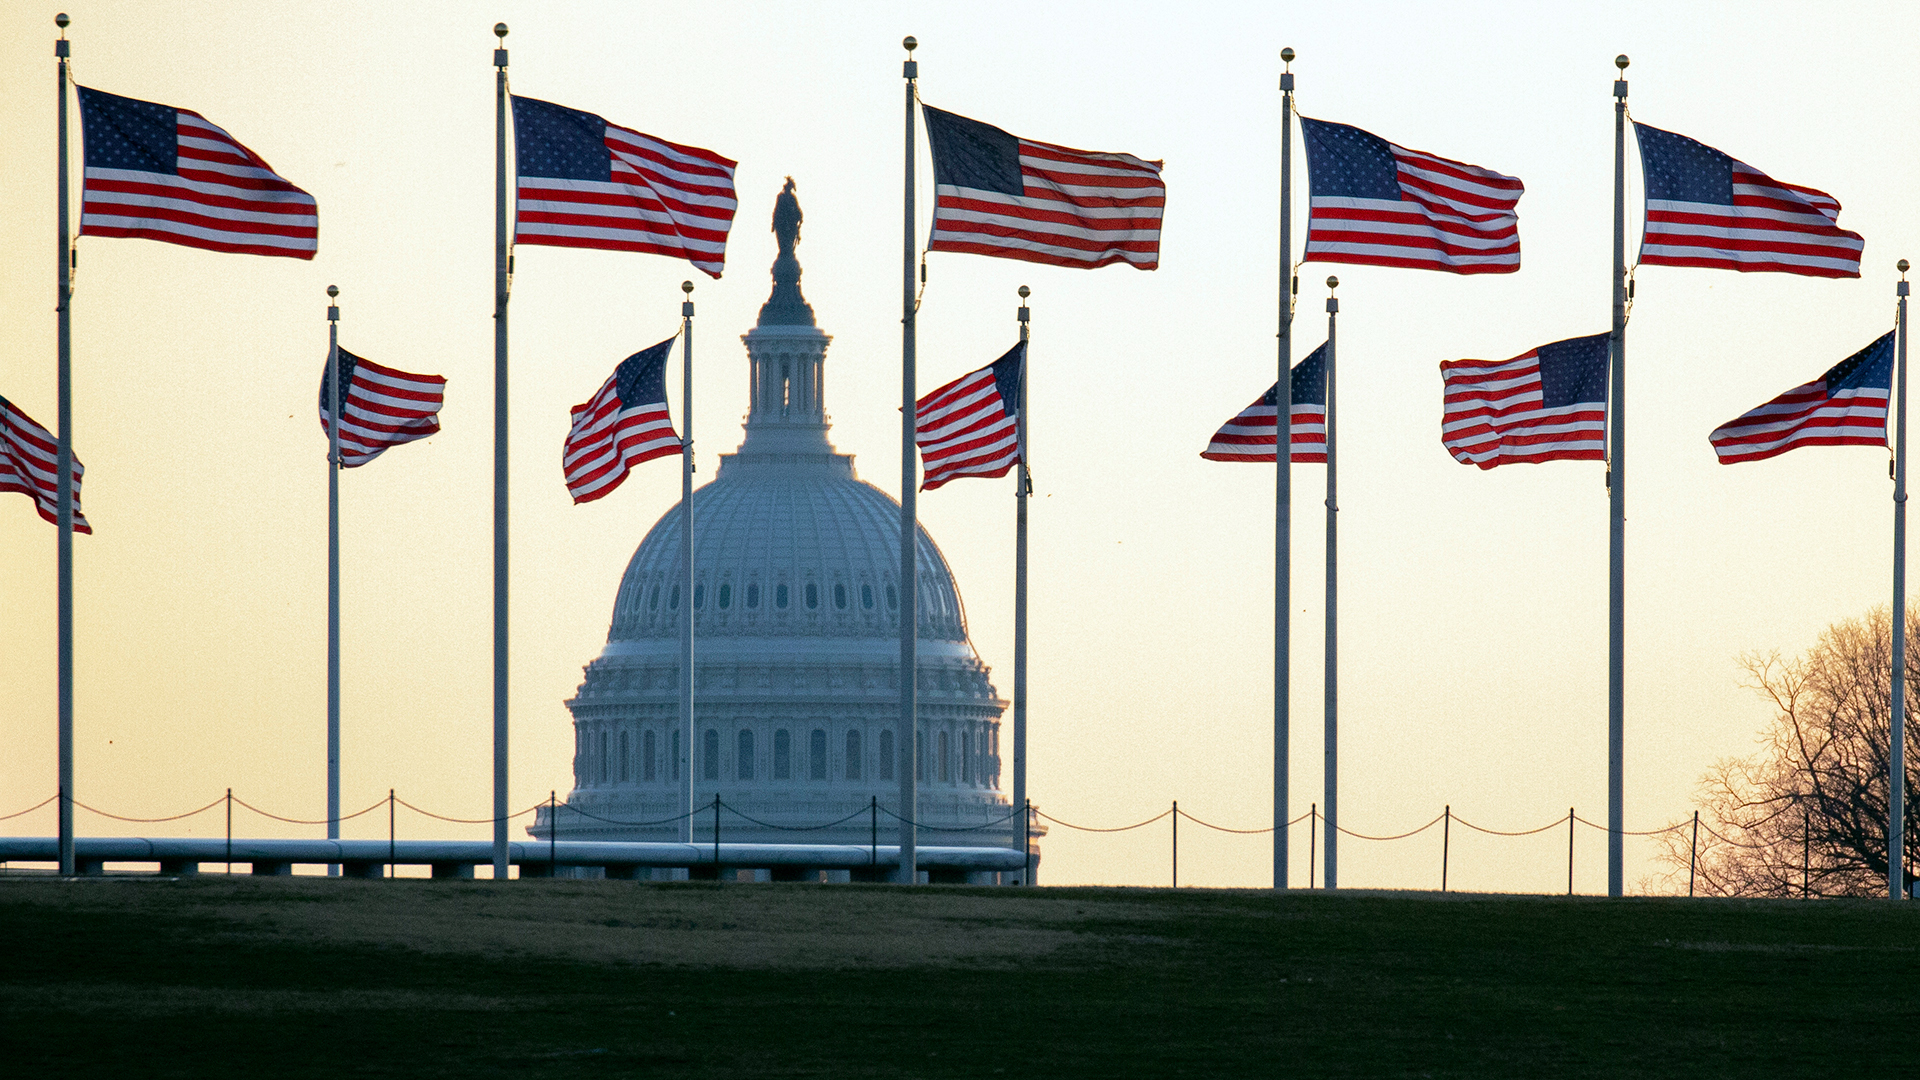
<box><xmin>494</xmin><ymin>22</ymin><xmax>508</xmax><ymax>39</ymax></box>
<box><xmin>1901</xmin><ymin>259</ymin><xmax>1911</xmax><ymax>276</ymax></box>
<box><xmin>55</xmin><ymin>12</ymin><xmax>69</xmax><ymax>29</ymax></box>
<box><xmin>327</xmin><ymin>284</ymin><xmax>339</xmax><ymax>298</ymax></box>
<box><xmin>903</xmin><ymin>35</ymin><xmax>917</xmax><ymax>52</ymax></box>
<box><xmin>1018</xmin><ymin>285</ymin><xmax>1030</xmax><ymax>299</ymax></box>
<box><xmin>1326</xmin><ymin>275</ymin><xmax>1339</xmax><ymax>290</ymax></box>
<box><xmin>682</xmin><ymin>280</ymin><xmax>695</xmax><ymax>295</ymax></box>
<box><xmin>1615</xmin><ymin>54</ymin><xmax>1630</xmax><ymax>70</ymax></box>
<box><xmin>1281</xmin><ymin>47</ymin><xmax>1294</xmax><ymax>66</ymax></box>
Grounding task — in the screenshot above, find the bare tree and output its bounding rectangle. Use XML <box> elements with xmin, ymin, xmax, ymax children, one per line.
<box><xmin>1659</xmin><ymin>606</ymin><xmax>1918</xmax><ymax>897</ymax></box>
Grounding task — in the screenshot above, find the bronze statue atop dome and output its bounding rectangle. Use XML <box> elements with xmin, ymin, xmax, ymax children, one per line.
<box><xmin>757</xmin><ymin>177</ymin><xmax>815</xmax><ymax>327</ymax></box>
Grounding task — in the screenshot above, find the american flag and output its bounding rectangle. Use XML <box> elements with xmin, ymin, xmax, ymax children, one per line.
<box><xmin>511</xmin><ymin>96</ymin><xmax>738</xmax><ymax>278</ymax></box>
<box><xmin>319</xmin><ymin>349</ymin><xmax>447</xmax><ymax>468</ymax></box>
<box><xmin>1635</xmin><ymin>122</ymin><xmax>1863</xmax><ymax>278</ymax></box>
<box><xmin>1</xmin><ymin>396</ymin><xmax>90</xmax><ymax>533</ymax></box>
<box><xmin>1200</xmin><ymin>343</ymin><xmax>1329</xmax><ymax>463</ymax></box>
<box><xmin>76</xmin><ymin>86</ymin><xmax>317</xmax><ymax>259</ymax></box>
<box><xmin>1298</xmin><ymin>117</ymin><xmax>1523</xmax><ymax>274</ymax></box>
<box><xmin>1709</xmin><ymin>331</ymin><xmax>1892</xmax><ymax>464</ymax></box>
<box><xmin>565</xmin><ymin>336</ymin><xmax>681</xmax><ymax>504</ymax></box>
<box><xmin>1440</xmin><ymin>333</ymin><xmax>1609</xmax><ymax>469</ymax></box>
<box><xmin>921</xmin><ymin>105</ymin><xmax>1164</xmax><ymax>271</ymax></box>
<box><xmin>915</xmin><ymin>342</ymin><xmax>1025</xmax><ymax>490</ymax></box>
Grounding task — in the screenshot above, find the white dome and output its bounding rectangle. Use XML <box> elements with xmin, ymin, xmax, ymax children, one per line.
<box><xmin>606</xmin><ymin>455</ymin><xmax>970</xmax><ymax>648</ymax></box>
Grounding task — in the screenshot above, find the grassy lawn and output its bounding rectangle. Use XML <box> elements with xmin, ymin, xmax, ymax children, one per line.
<box><xmin>1</xmin><ymin>876</ymin><xmax>1913</xmax><ymax>1078</ymax></box>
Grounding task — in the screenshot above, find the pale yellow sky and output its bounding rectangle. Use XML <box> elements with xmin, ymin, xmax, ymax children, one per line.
<box><xmin>3</xmin><ymin>1</ymin><xmax>1917</xmax><ymax>889</ymax></box>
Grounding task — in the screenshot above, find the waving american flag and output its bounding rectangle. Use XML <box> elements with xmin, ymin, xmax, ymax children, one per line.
<box><xmin>1299</xmin><ymin>117</ymin><xmax>1523</xmax><ymax>274</ymax></box>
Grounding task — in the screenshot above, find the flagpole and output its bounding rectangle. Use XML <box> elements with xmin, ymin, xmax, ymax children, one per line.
<box><xmin>1013</xmin><ymin>284</ymin><xmax>1030</xmax><ymax>883</ymax></box>
<box><xmin>326</xmin><ymin>285</ymin><xmax>342</xmax><ymax>875</ymax></box>
<box><xmin>54</xmin><ymin>12</ymin><xmax>74</xmax><ymax>879</ymax></box>
<box><xmin>491</xmin><ymin>23</ymin><xmax>511</xmax><ymax>880</ymax></box>
<box><xmin>898</xmin><ymin>35</ymin><xmax>920</xmax><ymax>885</ymax></box>
<box><xmin>1607</xmin><ymin>54</ymin><xmax>1630</xmax><ymax>899</ymax></box>
<box><xmin>680</xmin><ymin>280</ymin><xmax>696</xmax><ymax>847</ymax></box>
<box><xmin>1275</xmin><ymin>45</ymin><xmax>1296</xmax><ymax>891</ymax></box>
<box><xmin>1322</xmin><ymin>275</ymin><xmax>1339</xmax><ymax>890</ymax></box>
<box><xmin>1894</xmin><ymin>257</ymin><xmax>1910</xmax><ymax>902</ymax></box>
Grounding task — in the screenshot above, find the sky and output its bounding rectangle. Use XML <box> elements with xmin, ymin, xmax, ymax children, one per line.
<box><xmin>2</xmin><ymin>1</ymin><xmax>1917</xmax><ymax>891</ymax></box>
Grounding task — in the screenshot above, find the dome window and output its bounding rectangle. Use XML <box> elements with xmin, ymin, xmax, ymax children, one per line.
<box><xmin>643</xmin><ymin>730</ymin><xmax>657</xmax><ymax>782</ymax></box>
<box><xmin>805</xmin><ymin>583</ymin><xmax>819</xmax><ymax>609</ymax></box>
<box><xmin>938</xmin><ymin>731</ymin><xmax>950</xmax><ymax>783</ymax></box>
<box><xmin>861</xmin><ymin>584</ymin><xmax>874</xmax><ymax>610</ymax></box>
<box><xmin>834</xmin><ymin>584</ymin><xmax>848</xmax><ymax>609</ymax></box>
<box><xmin>648</xmin><ymin>585</ymin><xmax>660</xmax><ymax>611</ymax></box>
<box><xmin>746</xmin><ymin>583</ymin><xmax>760</xmax><ymax>609</ymax></box>
<box><xmin>809</xmin><ymin>728</ymin><xmax>828</xmax><ymax>780</ymax></box>
<box><xmin>718</xmin><ymin>583</ymin><xmax>732</xmax><ymax>609</ymax></box>
<box><xmin>845</xmin><ymin>729</ymin><xmax>862</xmax><ymax>780</ymax></box>
<box><xmin>669</xmin><ymin>585</ymin><xmax>681</xmax><ymax>611</ymax></box>
<box><xmin>737</xmin><ymin>729</ymin><xmax>755</xmax><ymax>781</ymax></box>
<box><xmin>878</xmin><ymin>729</ymin><xmax>895</xmax><ymax>781</ymax></box>
<box><xmin>702</xmin><ymin>729</ymin><xmax>719</xmax><ymax>781</ymax></box>
<box><xmin>886</xmin><ymin>584</ymin><xmax>898</xmax><ymax>610</ymax></box>
<box><xmin>773</xmin><ymin>729</ymin><xmax>792</xmax><ymax>780</ymax></box>
<box><xmin>693</xmin><ymin>584</ymin><xmax>705</xmax><ymax>609</ymax></box>
<box><xmin>776</xmin><ymin>583</ymin><xmax>789</xmax><ymax>609</ymax></box>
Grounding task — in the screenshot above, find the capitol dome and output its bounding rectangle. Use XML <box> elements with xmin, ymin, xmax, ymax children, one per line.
<box><xmin>534</xmin><ymin>181</ymin><xmax>1021</xmax><ymax>881</ymax></box>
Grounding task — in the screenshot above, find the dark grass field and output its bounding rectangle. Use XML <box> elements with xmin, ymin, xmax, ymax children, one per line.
<box><xmin>1</xmin><ymin>876</ymin><xmax>1914</xmax><ymax>1078</ymax></box>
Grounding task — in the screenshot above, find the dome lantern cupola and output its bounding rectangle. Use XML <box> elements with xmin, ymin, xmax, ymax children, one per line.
<box><xmin>735</xmin><ymin>178</ymin><xmax>837</xmax><ymax>467</ymax></box>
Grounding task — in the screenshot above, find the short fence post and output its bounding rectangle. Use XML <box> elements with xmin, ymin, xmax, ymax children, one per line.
<box><xmin>1024</xmin><ymin>799</ymin><xmax>1033</xmax><ymax>886</ymax></box>
<box><xmin>870</xmin><ymin>795</ymin><xmax>878</xmax><ymax>869</ymax></box>
<box><xmin>1309</xmin><ymin>803</ymin><xmax>1317</xmax><ymax>890</ymax></box>
<box><xmin>1442</xmin><ymin>804</ymin><xmax>1450</xmax><ymax>893</ymax></box>
<box><xmin>1803</xmin><ymin>802</ymin><xmax>1810</xmax><ymax>899</ymax></box>
<box><xmin>1688</xmin><ymin>809</ymin><xmax>1699</xmax><ymax>897</ymax></box>
<box><xmin>225</xmin><ymin>788</ymin><xmax>233</xmax><ymax>874</ymax></box>
<box><xmin>387</xmin><ymin>789</ymin><xmax>395</xmax><ymax>878</ymax></box>
<box><xmin>1567</xmin><ymin>807</ymin><xmax>1575</xmax><ymax>896</ymax></box>
<box><xmin>713</xmin><ymin>794</ymin><xmax>722</xmax><ymax>881</ymax></box>
<box><xmin>1171</xmin><ymin>800</ymin><xmax>1178</xmax><ymax>888</ymax></box>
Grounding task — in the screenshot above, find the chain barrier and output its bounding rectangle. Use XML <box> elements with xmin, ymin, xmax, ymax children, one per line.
<box><xmin>1334</xmin><ymin>812</ymin><xmax>1447</xmax><ymax>842</ymax></box>
<box><xmin>0</xmin><ymin>794</ymin><xmax>60</xmax><ymax>822</ymax></box>
<box><xmin>880</xmin><ymin>802</ymin><xmax>1027</xmax><ymax>832</ymax></box>
<box><xmin>549</xmin><ymin>803</ymin><xmax>697</xmax><ymax>828</ymax></box>
<box><xmin>1573</xmin><ymin>813</ymin><xmax>1689</xmax><ymax>837</ymax></box>
<box><xmin>1696</xmin><ymin>818</ymin><xmax>1776</xmax><ymax>851</ymax></box>
<box><xmin>71</xmin><ymin>795</ymin><xmax>227</xmax><ymax>824</ymax></box>
<box><xmin>392</xmin><ymin>797</ymin><xmax>544</xmax><ymax>825</ymax></box>
<box><xmin>716</xmin><ymin>800</ymin><xmax>872</xmax><ymax>832</ymax></box>
<box><xmin>232</xmin><ymin>794</ymin><xmax>387</xmax><ymax>827</ymax></box>
<box><xmin>1171</xmin><ymin>806</ymin><xmax>1307</xmax><ymax>834</ymax></box>
<box><xmin>1451</xmin><ymin>814</ymin><xmax>1566</xmax><ymax>837</ymax></box>
<box><xmin>1035</xmin><ymin>807</ymin><xmax>1171</xmax><ymax>833</ymax></box>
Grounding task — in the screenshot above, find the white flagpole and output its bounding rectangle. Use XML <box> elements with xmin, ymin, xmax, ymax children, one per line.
<box><xmin>1894</xmin><ymin>257</ymin><xmax>1910</xmax><ymax>901</ymax></box>
<box><xmin>898</xmin><ymin>36</ymin><xmax>921</xmax><ymax>885</ymax></box>
<box><xmin>1013</xmin><ymin>285</ymin><xmax>1030</xmax><ymax>883</ymax></box>
<box><xmin>1322</xmin><ymin>275</ymin><xmax>1339</xmax><ymax>890</ymax></box>
<box><xmin>1275</xmin><ymin>45</ymin><xmax>1296</xmax><ymax>890</ymax></box>
<box><xmin>326</xmin><ymin>286</ymin><xmax>341</xmax><ymax>875</ymax></box>
<box><xmin>680</xmin><ymin>280</ymin><xmax>697</xmax><ymax>847</ymax></box>
<box><xmin>491</xmin><ymin>23</ymin><xmax>512</xmax><ymax>880</ymax></box>
<box><xmin>54</xmin><ymin>12</ymin><xmax>75</xmax><ymax>878</ymax></box>
<box><xmin>1608</xmin><ymin>55</ymin><xmax>1630</xmax><ymax>898</ymax></box>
